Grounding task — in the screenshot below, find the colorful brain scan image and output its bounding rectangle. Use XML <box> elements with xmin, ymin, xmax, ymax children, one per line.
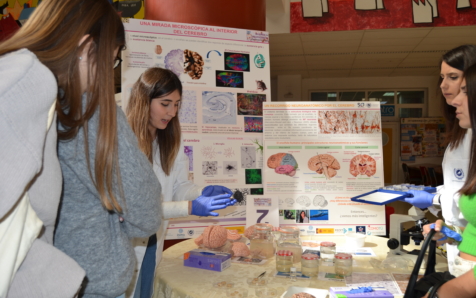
<box><xmin>244</xmin><ymin>117</ymin><xmax>263</xmax><ymax>133</ymax></box>
<box><xmin>237</xmin><ymin>93</ymin><xmax>266</xmax><ymax>116</ymax></box>
<box><xmin>224</xmin><ymin>52</ymin><xmax>250</xmax><ymax>72</ymax></box>
<box><xmin>179</xmin><ymin>90</ymin><xmax>197</xmax><ymax>124</ymax></box>
<box><xmin>202</xmin><ymin>91</ymin><xmax>236</xmax><ymax>125</ymax></box>
<box><xmin>254</xmin><ymin>54</ymin><xmax>266</xmax><ymax>68</ymax></box>
<box><xmin>164</xmin><ymin>49</ymin><xmax>184</xmax><ymax>77</ymax></box>
<box><xmin>216</xmin><ymin>70</ymin><xmax>244</xmax><ymax>88</ymax></box>
<box><xmin>245</xmin><ymin>169</ymin><xmax>262</xmax><ymax>184</ymax></box>
<box><xmin>267</xmin><ymin>153</ymin><xmax>298</xmax><ymax>177</ymax></box>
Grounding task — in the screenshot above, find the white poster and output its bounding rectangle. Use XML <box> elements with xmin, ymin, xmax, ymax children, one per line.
<box><xmin>122</xmin><ymin>19</ymin><xmax>270</xmax><ymax>239</ymax></box>
<box><xmin>263</xmin><ymin>102</ymin><xmax>386</xmax><ymax>236</ymax></box>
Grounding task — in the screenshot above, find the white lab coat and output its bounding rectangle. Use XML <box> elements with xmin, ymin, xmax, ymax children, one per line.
<box><xmin>127</xmin><ymin>141</ymin><xmax>202</xmax><ymax>297</ymax></box>
<box><xmin>437</xmin><ymin>129</ymin><xmax>471</xmax><ymax>271</ymax></box>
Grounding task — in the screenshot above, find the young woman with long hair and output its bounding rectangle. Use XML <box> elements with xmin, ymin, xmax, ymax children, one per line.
<box><xmin>0</xmin><ymin>0</ymin><xmax>163</xmax><ymax>297</ymax></box>
<box><xmin>424</xmin><ymin>63</ymin><xmax>476</xmax><ymax>298</ymax></box>
<box><xmin>126</xmin><ymin>67</ymin><xmax>235</xmax><ymax>298</ymax></box>
<box><xmin>404</xmin><ymin>45</ymin><xmax>476</xmax><ymax>275</ymax></box>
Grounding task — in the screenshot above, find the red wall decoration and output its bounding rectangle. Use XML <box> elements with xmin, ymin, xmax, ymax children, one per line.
<box><xmin>291</xmin><ymin>0</ymin><xmax>476</xmax><ymax>33</ymax></box>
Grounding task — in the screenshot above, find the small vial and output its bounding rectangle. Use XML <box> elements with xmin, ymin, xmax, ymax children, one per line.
<box><xmin>335</xmin><ymin>253</ymin><xmax>353</xmax><ymax>277</ymax></box>
<box><xmin>289</xmin><ymin>267</ymin><xmax>297</xmax><ymax>282</ymax></box>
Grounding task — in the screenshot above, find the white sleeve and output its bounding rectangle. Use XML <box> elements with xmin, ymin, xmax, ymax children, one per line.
<box><xmin>171</xmin><ymin>144</ymin><xmax>203</xmax><ymax>202</ymax></box>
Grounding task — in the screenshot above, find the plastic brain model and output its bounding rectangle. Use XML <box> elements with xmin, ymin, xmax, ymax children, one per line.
<box><xmin>231</xmin><ymin>242</ymin><xmax>250</xmax><ymax>257</ymax></box>
<box><xmin>243</xmin><ymin>225</ymin><xmax>255</xmax><ymax>239</ymax></box>
<box><xmin>193</xmin><ymin>235</ymin><xmax>204</xmax><ymax>246</ymax></box>
<box><xmin>227</xmin><ymin>229</ymin><xmax>242</xmax><ymax>241</ymax></box>
<box><xmin>308</xmin><ymin>154</ymin><xmax>340</xmax><ymax>180</ymax></box>
<box><xmin>202</xmin><ymin>225</ymin><xmax>228</xmax><ymax>248</ymax></box>
<box><xmin>267</xmin><ymin>153</ymin><xmax>298</xmax><ymax>176</ymax></box>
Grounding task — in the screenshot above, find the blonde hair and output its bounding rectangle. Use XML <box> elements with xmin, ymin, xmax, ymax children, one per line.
<box><xmin>127</xmin><ymin>68</ymin><xmax>182</xmax><ymax>175</ymax></box>
<box><xmin>0</xmin><ymin>0</ymin><xmax>126</xmax><ymax>212</ymax></box>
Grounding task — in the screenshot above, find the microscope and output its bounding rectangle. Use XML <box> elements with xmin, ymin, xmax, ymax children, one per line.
<box><xmin>387</xmin><ymin>206</ymin><xmax>430</xmax><ymax>265</ymax></box>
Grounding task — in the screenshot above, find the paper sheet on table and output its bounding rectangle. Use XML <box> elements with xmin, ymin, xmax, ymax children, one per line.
<box><xmin>317</xmin><ymin>272</ymin><xmax>345</xmax><ymax>281</ymax></box>
<box><xmin>344</xmin><ymin>272</ymin><xmax>403</xmax><ymax>295</ymax></box>
<box><xmin>231</xmin><ymin>256</ymin><xmax>268</xmax><ymax>265</ymax></box>
<box><xmin>392</xmin><ymin>273</ymin><xmax>424</xmax><ymax>294</ymax></box>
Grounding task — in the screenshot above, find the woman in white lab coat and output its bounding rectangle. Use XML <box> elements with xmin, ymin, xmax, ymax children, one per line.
<box><xmin>126</xmin><ymin>67</ymin><xmax>236</xmax><ymax>298</ymax></box>
<box><xmin>404</xmin><ymin>45</ymin><xmax>476</xmax><ymax>274</ymax></box>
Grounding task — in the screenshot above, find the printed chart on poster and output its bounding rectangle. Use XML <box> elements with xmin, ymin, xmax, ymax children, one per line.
<box><xmin>263</xmin><ymin>102</ymin><xmax>386</xmax><ymax>236</ymax></box>
<box><xmin>122</xmin><ymin>18</ymin><xmax>270</xmax><ymax>239</ymax></box>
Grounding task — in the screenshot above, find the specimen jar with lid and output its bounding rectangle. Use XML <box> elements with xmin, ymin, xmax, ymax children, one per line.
<box><xmin>335</xmin><ymin>253</ymin><xmax>353</xmax><ymax>277</ymax></box>
<box><xmin>276</xmin><ymin>227</ymin><xmax>302</xmax><ymax>263</ymax></box>
<box><xmin>249</xmin><ymin>223</ymin><xmax>275</xmax><ymax>259</ymax></box>
<box><xmin>276</xmin><ymin>250</ymin><xmax>293</xmax><ymax>272</ymax></box>
<box><xmin>320</xmin><ymin>241</ymin><xmax>336</xmax><ymax>263</ymax></box>
<box><xmin>301</xmin><ymin>253</ymin><xmax>319</xmax><ymax>277</ymax></box>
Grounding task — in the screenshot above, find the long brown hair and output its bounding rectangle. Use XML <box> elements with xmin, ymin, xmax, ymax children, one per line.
<box><xmin>0</xmin><ymin>0</ymin><xmax>126</xmax><ymax>212</ymax></box>
<box><xmin>460</xmin><ymin>64</ymin><xmax>476</xmax><ymax>195</ymax></box>
<box><xmin>439</xmin><ymin>45</ymin><xmax>476</xmax><ymax>150</ymax></box>
<box><xmin>126</xmin><ymin>68</ymin><xmax>182</xmax><ymax>175</ymax></box>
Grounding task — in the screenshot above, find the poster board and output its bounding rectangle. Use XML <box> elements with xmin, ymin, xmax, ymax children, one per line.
<box><xmin>263</xmin><ymin>101</ymin><xmax>386</xmax><ymax>236</ymax></box>
<box><xmin>122</xmin><ymin>18</ymin><xmax>270</xmax><ymax>239</ymax></box>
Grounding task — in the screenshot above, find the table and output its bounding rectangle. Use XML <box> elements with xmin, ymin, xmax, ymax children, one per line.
<box><xmin>153</xmin><ymin>235</ymin><xmax>448</xmax><ymax>298</ymax></box>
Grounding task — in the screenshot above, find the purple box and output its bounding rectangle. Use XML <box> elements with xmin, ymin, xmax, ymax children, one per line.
<box><xmin>330</xmin><ymin>287</ymin><xmax>394</xmax><ymax>298</ymax></box>
<box><xmin>183</xmin><ymin>249</ymin><xmax>231</xmax><ymax>272</ymax></box>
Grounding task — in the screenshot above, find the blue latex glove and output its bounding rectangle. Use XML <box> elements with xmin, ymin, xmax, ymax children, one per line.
<box><xmin>202</xmin><ymin>185</ymin><xmax>233</xmax><ymax>197</ymax></box>
<box><xmin>403</xmin><ymin>190</ymin><xmax>435</xmax><ymax>209</ymax></box>
<box><xmin>430</xmin><ymin>223</ymin><xmax>463</xmax><ymax>243</ymax></box>
<box><xmin>191</xmin><ymin>194</ymin><xmax>233</xmax><ymax>217</ymax></box>
<box><xmin>347</xmin><ymin>287</ymin><xmax>374</xmax><ymax>294</ymax></box>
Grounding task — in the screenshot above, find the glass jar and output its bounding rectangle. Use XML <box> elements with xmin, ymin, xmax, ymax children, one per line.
<box><xmin>335</xmin><ymin>253</ymin><xmax>353</xmax><ymax>277</ymax></box>
<box><xmin>276</xmin><ymin>250</ymin><xmax>293</xmax><ymax>272</ymax></box>
<box><xmin>301</xmin><ymin>253</ymin><xmax>319</xmax><ymax>277</ymax></box>
<box><xmin>277</xmin><ymin>227</ymin><xmax>302</xmax><ymax>263</ymax></box>
<box><xmin>320</xmin><ymin>241</ymin><xmax>336</xmax><ymax>263</ymax></box>
<box><xmin>249</xmin><ymin>223</ymin><xmax>275</xmax><ymax>259</ymax></box>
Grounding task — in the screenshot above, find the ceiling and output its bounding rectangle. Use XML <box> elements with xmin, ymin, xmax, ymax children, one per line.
<box><xmin>269</xmin><ymin>25</ymin><xmax>476</xmax><ymax>79</ymax></box>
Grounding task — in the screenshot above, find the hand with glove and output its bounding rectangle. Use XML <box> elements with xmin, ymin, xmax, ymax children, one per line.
<box><xmin>202</xmin><ymin>185</ymin><xmax>237</xmax><ymax>206</ymax></box>
<box><xmin>403</xmin><ymin>190</ymin><xmax>435</xmax><ymax>209</ymax></box>
<box><xmin>428</xmin><ymin>220</ymin><xmax>463</xmax><ymax>245</ymax></box>
<box><xmin>190</xmin><ymin>193</ymin><xmax>234</xmax><ymax>217</ymax></box>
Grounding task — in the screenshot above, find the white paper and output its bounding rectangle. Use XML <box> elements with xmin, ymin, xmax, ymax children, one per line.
<box><xmin>344</xmin><ymin>272</ymin><xmax>403</xmax><ymax>295</ymax></box>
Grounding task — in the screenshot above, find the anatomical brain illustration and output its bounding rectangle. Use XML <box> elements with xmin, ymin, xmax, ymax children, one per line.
<box><xmin>349</xmin><ymin>154</ymin><xmax>377</xmax><ymax>177</ymax></box>
<box><xmin>308</xmin><ymin>154</ymin><xmax>340</xmax><ymax>180</ymax></box>
<box><xmin>267</xmin><ymin>153</ymin><xmax>298</xmax><ymax>177</ymax></box>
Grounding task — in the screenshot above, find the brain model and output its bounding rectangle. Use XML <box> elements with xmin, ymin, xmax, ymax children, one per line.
<box><xmin>350</xmin><ymin>154</ymin><xmax>377</xmax><ymax>177</ymax></box>
<box><xmin>243</xmin><ymin>225</ymin><xmax>255</xmax><ymax>239</ymax></box>
<box><xmin>308</xmin><ymin>154</ymin><xmax>340</xmax><ymax>180</ymax></box>
<box><xmin>291</xmin><ymin>293</ymin><xmax>316</xmax><ymax>298</ymax></box>
<box><xmin>231</xmin><ymin>242</ymin><xmax>250</xmax><ymax>257</ymax></box>
<box><xmin>267</xmin><ymin>153</ymin><xmax>298</xmax><ymax>177</ymax></box>
<box><xmin>296</xmin><ymin>195</ymin><xmax>311</xmax><ymax>207</ymax></box>
<box><xmin>201</xmin><ymin>225</ymin><xmax>228</xmax><ymax>248</ymax></box>
<box><xmin>227</xmin><ymin>229</ymin><xmax>242</xmax><ymax>241</ymax></box>
<box><xmin>313</xmin><ymin>195</ymin><xmax>328</xmax><ymax>208</ymax></box>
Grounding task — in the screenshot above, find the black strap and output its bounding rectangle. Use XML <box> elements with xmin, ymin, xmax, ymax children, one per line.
<box><xmin>404</xmin><ymin>229</ymin><xmax>437</xmax><ymax>298</ymax></box>
<box><xmin>425</xmin><ymin>236</ymin><xmax>437</xmax><ymax>276</ymax></box>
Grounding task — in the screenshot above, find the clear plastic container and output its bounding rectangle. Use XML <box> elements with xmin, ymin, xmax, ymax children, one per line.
<box><xmin>276</xmin><ymin>250</ymin><xmax>293</xmax><ymax>272</ymax></box>
<box><xmin>276</xmin><ymin>227</ymin><xmax>302</xmax><ymax>264</ymax></box>
<box><xmin>320</xmin><ymin>241</ymin><xmax>336</xmax><ymax>263</ymax></box>
<box><xmin>301</xmin><ymin>253</ymin><xmax>319</xmax><ymax>277</ymax></box>
<box><xmin>335</xmin><ymin>253</ymin><xmax>353</xmax><ymax>277</ymax></box>
<box><xmin>249</xmin><ymin>223</ymin><xmax>275</xmax><ymax>259</ymax></box>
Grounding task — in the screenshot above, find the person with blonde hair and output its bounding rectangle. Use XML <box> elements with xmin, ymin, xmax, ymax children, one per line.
<box><xmin>126</xmin><ymin>67</ymin><xmax>235</xmax><ymax>298</ymax></box>
<box><xmin>0</xmin><ymin>0</ymin><xmax>163</xmax><ymax>297</ymax></box>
